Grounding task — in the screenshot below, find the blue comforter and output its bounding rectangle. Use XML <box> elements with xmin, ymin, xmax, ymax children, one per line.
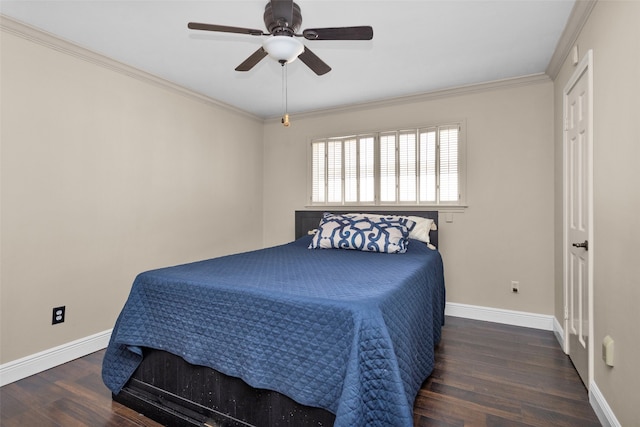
<box><xmin>102</xmin><ymin>235</ymin><xmax>445</xmax><ymax>426</ymax></box>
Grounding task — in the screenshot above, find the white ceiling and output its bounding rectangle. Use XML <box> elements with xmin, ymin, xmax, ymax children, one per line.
<box><xmin>1</xmin><ymin>0</ymin><xmax>575</xmax><ymax>118</ymax></box>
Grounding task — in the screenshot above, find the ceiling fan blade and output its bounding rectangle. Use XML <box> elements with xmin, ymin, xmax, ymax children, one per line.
<box><xmin>188</xmin><ymin>22</ymin><xmax>266</xmax><ymax>36</ymax></box>
<box><xmin>270</xmin><ymin>0</ymin><xmax>294</xmax><ymax>28</ymax></box>
<box><xmin>303</xmin><ymin>26</ymin><xmax>373</xmax><ymax>41</ymax></box>
<box><xmin>298</xmin><ymin>47</ymin><xmax>331</xmax><ymax>76</ymax></box>
<box><xmin>235</xmin><ymin>47</ymin><xmax>268</xmax><ymax>72</ymax></box>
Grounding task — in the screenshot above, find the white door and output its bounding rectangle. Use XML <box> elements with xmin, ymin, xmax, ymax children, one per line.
<box><xmin>564</xmin><ymin>50</ymin><xmax>593</xmax><ymax>387</ymax></box>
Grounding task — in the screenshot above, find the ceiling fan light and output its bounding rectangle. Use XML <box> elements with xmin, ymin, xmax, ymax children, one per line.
<box><xmin>263</xmin><ymin>36</ymin><xmax>304</xmax><ymax>63</ymax></box>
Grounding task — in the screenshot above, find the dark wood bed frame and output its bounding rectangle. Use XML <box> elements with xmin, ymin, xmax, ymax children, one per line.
<box><xmin>112</xmin><ymin>210</ymin><xmax>439</xmax><ymax>427</ymax></box>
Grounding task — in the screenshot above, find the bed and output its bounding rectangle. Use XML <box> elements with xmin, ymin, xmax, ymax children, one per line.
<box><xmin>102</xmin><ymin>210</ymin><xmax>445</xmax><ymax>427</ymax></box>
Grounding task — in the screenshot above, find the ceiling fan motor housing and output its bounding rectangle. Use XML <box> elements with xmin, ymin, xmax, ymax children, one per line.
<box><xmin>264</xmin><ymin>1</ymin><xmax>302</xmax><ymax>35</ymax></box>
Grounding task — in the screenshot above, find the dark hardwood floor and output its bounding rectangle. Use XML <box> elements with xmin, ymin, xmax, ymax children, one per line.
<box><xmin>414</xmin><ymin>317</ymin><xmax>600</xmax><ymax>426</ymax></box>
<box><xmin>0</xmin><ymin>316</ymin><xmax>601</xmax><ymax>426</ymax></box>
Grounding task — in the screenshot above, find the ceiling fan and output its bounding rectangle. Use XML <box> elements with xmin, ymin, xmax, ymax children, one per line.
<box><xmin>188</xmin><ymin>0</ymin><xmax>373</xmax><ymax>76</ymax></box>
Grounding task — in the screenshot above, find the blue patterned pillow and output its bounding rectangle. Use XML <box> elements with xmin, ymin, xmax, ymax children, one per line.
<box><xmin>309</xmin><ymin>213</ymin><xmax>416</xmax><ymax>253</ymax></box>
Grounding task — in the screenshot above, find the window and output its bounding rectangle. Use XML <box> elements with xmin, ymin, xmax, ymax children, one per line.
<box><xmin>309</xmin><ymin>123</ymin><xmax>464</xmax><ymax>206</ymax></box>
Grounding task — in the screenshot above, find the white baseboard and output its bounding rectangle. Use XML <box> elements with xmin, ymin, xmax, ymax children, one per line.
<box><xmin>590</xmin><ymin>381</ymin><xmax>621</xmax><ymax>427</ymax></box>
<box><xmin>445</xmin><ymin>302</ymin><xmax>555</xmax><ymax>331</ymax></box>
<box><xmin>553</xmin><ymin>316</ymin><xmax>566</xmax><ymax>352</ymax></box>
<box><xmin>0</xmin><ymin>329</ymin><xmax>112</xmax><ymax>387</ymax></box>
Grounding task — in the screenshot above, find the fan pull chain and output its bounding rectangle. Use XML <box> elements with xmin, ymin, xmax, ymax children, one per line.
<box><xmin>281</xmin><ymin>61</ymin><xmax>290</xmax><ymax>127</ymax></box>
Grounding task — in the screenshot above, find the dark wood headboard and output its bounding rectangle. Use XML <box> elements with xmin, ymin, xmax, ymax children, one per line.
<box><xmin>295</xmin><ymin>210</ymin><xmax>439</xmax><ymax>248</ymax></box>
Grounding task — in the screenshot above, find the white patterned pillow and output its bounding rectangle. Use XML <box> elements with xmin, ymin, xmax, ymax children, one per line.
<box><xmin>308</xmin><ymin>213</ymin><xmax>415</xmax><ymax>253</ymax></box>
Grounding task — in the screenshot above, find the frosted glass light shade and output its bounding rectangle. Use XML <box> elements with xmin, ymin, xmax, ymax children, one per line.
<box><xmin>263</xmin><ymin>36</ymin><xmax>304</xmax><ymax>63</ymax></box>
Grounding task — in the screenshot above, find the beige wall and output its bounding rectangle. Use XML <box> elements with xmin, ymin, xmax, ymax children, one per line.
<box><xmin>263</xmin><ymin>78</ymin><xmax>556</xmax><ymax>316</ymax></box>
<box><xmin>3</xmin><ymin>2</ymin><xmax>637</xmax><ymax>423</ymax></box>
<box><xmin>0</xmin><ymin>29</ymin><xmax>264</xmax><ymax>363</ymax></box>
<box><xmin>552</xmin><ymin>1</ymin><xmax>640</xmax><ymax>425</ymax></box>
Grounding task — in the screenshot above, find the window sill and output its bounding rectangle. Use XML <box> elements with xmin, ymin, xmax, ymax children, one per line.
<box><xmin>303</xmin><ymin>204</ymin><xmax>468</xmax><ymax>213</ymax></box>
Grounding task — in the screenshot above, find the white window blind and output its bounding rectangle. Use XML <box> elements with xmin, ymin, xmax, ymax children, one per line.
<box><xmin>379</xmin><ymin>134</ymin><xmax>397</xmax><ymax>202</ymax></box>
<box><xmin>344</xmin><ymin>139</ymin><xmax>357</xmax><ymax>203</ymax></box>
<box><xmin>439</xmin><ymin>126</ymin><xmax>459</xmax><ymax>202</ymax></box>
<box><xmin>419</xmin><ymin>129</ymin><xmax>437</xmax><ymax>202</ymax></box>
<box><xmin>311</xmin><ymin>142</ymin><xmax>325</xmax><ymax>203</ymax></box>
<box><xmin>310</xmin><ymin>123</ymin><xmax>463</xmax><ymax>206</ymax></box>
<box><xmin>359</xmin><ymin>136</ymin><xmax>375</xmax><ymax>202</ymax></box>
<box><xmin>327</xmin><ymin>140</ymin><xmax>342</xmax><ymax>203</ymax></box>
<box><xmin>398</xmin><ymin>131</ymin><xmax>417</xmax><ymax>202</ymax></box>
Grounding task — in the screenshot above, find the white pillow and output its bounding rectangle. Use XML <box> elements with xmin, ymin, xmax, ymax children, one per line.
<box><xmin>406</xmin><ymin>215</ymin><xmax>437</xmax><ymax>244</ymax></box>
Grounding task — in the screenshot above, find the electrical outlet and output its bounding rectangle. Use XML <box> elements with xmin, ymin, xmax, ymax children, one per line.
<box><xmin>52</xmin><ymin>306</ymin><xmax>65</xmax><ymax>325</ymax></box>
<box><xmin>511</xmin><ymin>281</ymin><xmax>519</xmax><ymax>293</ymax></box>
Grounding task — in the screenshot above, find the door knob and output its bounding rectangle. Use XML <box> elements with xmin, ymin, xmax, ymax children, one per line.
<box><xmin>572</xmin><ymin>240</ymin><xmax>588</xmax><ymax>250</ymax></box>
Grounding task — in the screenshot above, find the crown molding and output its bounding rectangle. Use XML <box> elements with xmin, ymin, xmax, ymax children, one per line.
<box><xmin>2</xmin><ymin>11</ymin><xmax>570</xmax><ymax>126</ymax></box>
<box><xmin>267</xmin><ymin>73</ymin><xmax>552</xmax><ymax>123</ymax></box>
<box><xmin>545</xmin><ymin>0</ymin><xmax>598</xmax><ymax>80</ymax></box>
<box><xmin>0</xmin><ymin>14</ymin><xmax>262</xmax><ymax>123</ymax></box>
